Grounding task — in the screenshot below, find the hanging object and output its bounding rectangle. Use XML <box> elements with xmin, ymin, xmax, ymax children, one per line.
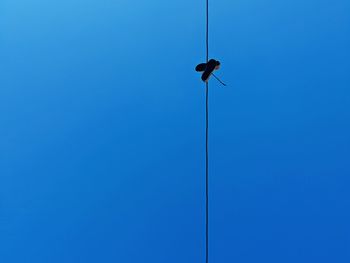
<box><xmin>196</xmin><ymin>59</ymin><xmax>226</xmax><ymax>86</ymax></box>
<box><xmin>195</xmin><ymin>59</ymin><xmax>221</xmax><ymax>82</ymax></box>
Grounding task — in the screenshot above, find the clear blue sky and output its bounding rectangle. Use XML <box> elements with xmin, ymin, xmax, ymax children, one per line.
<box><xmin>1</xmin><ymin>0</ymin><xmax>350</xmax><ymax>262</ymax></box>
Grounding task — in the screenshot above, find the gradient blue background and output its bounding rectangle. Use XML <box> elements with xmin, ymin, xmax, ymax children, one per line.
<box><xmin>1</xmin><ymin>0</ymin><xmax>350</xmax><ymax>262</ymax></box>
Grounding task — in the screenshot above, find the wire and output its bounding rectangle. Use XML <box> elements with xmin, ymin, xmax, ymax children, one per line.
<box><xmin>206</xmin><ymin>0</ymin><xmax>209</xmax><ymax>63</ymax></box>
<box><xmin>205</xmin><ymin>82</ymin><xmax>209</xmax><ymax>263</ymax></box>
<box><xmin>205</xmin><ymin>0</ymin><xmax>209</xmax><ymax>262</ymax></box>
<box><xmin>212</xmin><ymin>73</ymin><xmax>227</xmax><ymax>86</ymax></box>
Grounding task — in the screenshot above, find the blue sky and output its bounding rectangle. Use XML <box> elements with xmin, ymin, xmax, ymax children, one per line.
<box><xmin>1</xmin><ymin>0</ymin><xmax>350</xmax><ymax>262</ymax></box>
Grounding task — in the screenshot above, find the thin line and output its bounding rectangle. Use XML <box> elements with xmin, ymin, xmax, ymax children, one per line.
<box><xmin>212</xmin><ymin>73</ymin><xmax>227</xmax><ymax>86</ymax></box>
<box><xmin>205</xmin><ymin>83</ymin><xmax>209</xmax><ymax>263</ymax></box>
<box><xmin>206</xmin><ymin>0</ymin><xmax>209</xmax><ymax>63</ymax></box>
<box><xmin>205</xmin><ymin>0</ymin><xmax>209</xmax><ymax>262</ymax></box>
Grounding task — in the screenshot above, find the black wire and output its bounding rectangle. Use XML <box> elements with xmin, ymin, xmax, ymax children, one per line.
<box><xmin>205</xmin><ymin>0</ymin><xmax>209</xmax><ymax>262</ymax></box>
<box><xmin>205</xmin><ymin>83</ymin><xmax>209</xmax><ymax>263</ymax></box>
<box><xmin>206</xmin><ymin>0</ymin><xmax>209</xmax><ymax>63</ymax></box>
<box><xmin>212</xmin><ymin>73</ymin><xmax>227</xmax><ymax>86</ymax></box>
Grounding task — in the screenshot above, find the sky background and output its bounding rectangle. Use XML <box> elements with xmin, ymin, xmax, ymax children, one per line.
<box><xmin>1</xmin><ymin>0</ymin><xmax>350</xmax><ymax>262</ymax></box>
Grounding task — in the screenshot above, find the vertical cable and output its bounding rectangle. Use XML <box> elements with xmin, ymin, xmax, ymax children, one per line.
<box><xmin>205</xmin><ymin>83</ymin><xmax>209</xmax><ymax>263</ymax></box>
<box><xmin>205</xmin><ymin>0</ymin><xmax>209</xmax><ymax>262</ymax></box>
<box><xmin>206</xmin><ymin>0</ymin><xmax>209</xmax><ymax>62</ymax></box>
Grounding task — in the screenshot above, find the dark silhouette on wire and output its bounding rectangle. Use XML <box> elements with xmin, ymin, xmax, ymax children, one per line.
<box><xmin>195</xmin><ymin>59</ymin><xmax>227</xmax><ymax>86</ymax></box>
